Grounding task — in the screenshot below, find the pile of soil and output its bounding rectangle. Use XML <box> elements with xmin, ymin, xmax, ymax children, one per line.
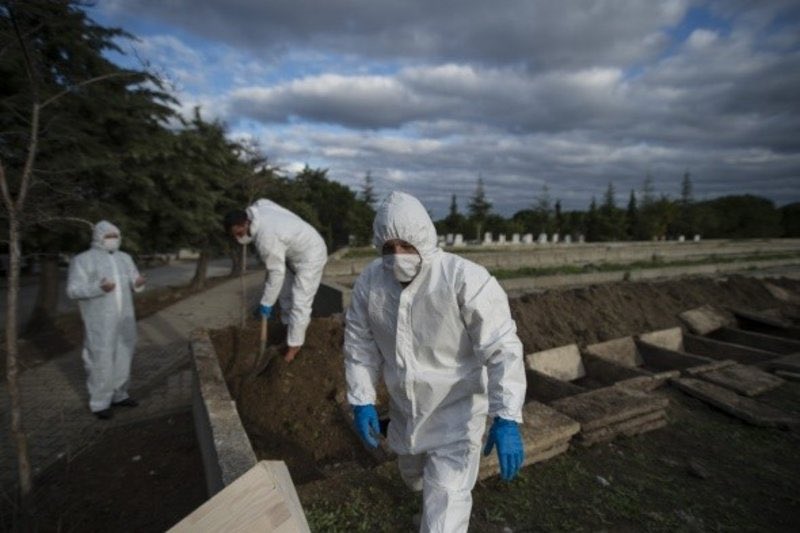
<box><xmin>210</xmin><ymin>274</ymin><xmax>800</xmax><ymax>486</ymax></box>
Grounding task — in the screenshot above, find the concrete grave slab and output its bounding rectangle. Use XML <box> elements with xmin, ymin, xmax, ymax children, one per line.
<box><xmin>639</xmin><ymin>327</ymin><xmax>684</xmax><ymax>352</ymax></box>
<box><xmin>683</xmin><ymin>333</ymin><xmax>778</xmax><ymax>365</ymax></box>
<box><xmin>688</xmin><ymin>363</ymin><xmax>784</xmax><ymax>397</ymax></box>
<box><xmin>764</xmin><ymin>353</ymin><xmax>800</xmax><ymax>374</ymax></box>
<box><xmin>550</xmin><ymin>387</ymin><xmax>668</xmax><ymax>432</ymax></box>
<box><xmin>479</xmin><ymin>401</ymin><xmax>580</xmax><ymax>480</ymax></box>
<box><xmin>579</xmin><ymin>410</ymin><xmax>668</xmax><ymax>446</ymax></box>
<box><xmin>585</xmin><ymin>336</ymin><xmax>643</xmax><ymax>367</ymax></box>
<box><xmin>679</xmin><ymin>305</ymin><xmax>732</xmax><ymax>335</ymax></box>
<box><xmin>709</xmin><ymin>327</ymin><xmax>800</xmax><ymax>355</ymax></box>
<box><xmin>525</xmin><ymin>344</ymin><xmax>586</xmax><ymax>381</ymax></box>
<box><xmin>763</xmin><ymin>282</ymin><xmax>800</xmax><ymax>305</ymax></box>
<box><xmin>670</xmin><ymin>378</ymin><xmax>798</xmax><ymax>428</ymax></box>
<box><xmin>526</xmin><ymin>369</ymin><xmax>588</xmax><ymax>403</ymax></box>
<box><xmin>774</xmin><ymin>370</ymin><xmax>800</xmax><ymax>382</ymax></box>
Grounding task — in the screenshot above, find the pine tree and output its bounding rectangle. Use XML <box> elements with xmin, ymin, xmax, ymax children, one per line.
<box><xmin>361</xmin><ymin>170</ymin><xmax>376</xmax><ymax>207</ymax></box>
<box><xmin>468</xmin><ymin>177</ymin><xmax>492</xmax><ymax>240</ymax></box>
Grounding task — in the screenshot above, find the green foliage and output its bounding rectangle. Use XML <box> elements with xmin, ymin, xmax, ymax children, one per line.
<box><xmin>694</xmin><ymin>195</ymin><xmax>782</xmax><ymax>238</ymax></box>
<box><xmin>781</xmin><ymin>202</ymin><xmax>800</xmax><ymax>237</ymax></box>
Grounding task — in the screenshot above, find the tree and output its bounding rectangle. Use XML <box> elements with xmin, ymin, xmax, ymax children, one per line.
<box><xmin>597</xmin><ymin>181</ymin><xmax>625</xmax><ymax>241</ymax></box>
<box><xmin>533</xmin><ymin>184</ymin><xmax>552</xmax><ymax>234</ymax></box>
<box><xmin>780</xmin><ymin>202</ymin><xmax>800</xmax><ymax>237</ymax></box>
<box><xmin>468</xmin><ymin>176</ymin><xmax>492</xmax><ymax>240</ymax></box>
<box><xmin>0</xmin><ymin>0</ymin><xmax>172</xmax><ymax>512</ymax></box>
<box><xmin>585</xmin><ymin>197</ymin><xmax>599</xmax><ymax>242</ymax></box>
<box><xmin>625</xmin><ymin>189</ymin><xmax>638</xmax><ymax>240</ymax></box>
<box><xmin>673</xmin><ymin>171</ymin><xmax>696</xmax><ymax>237</ymax></box>
<box><xmin>554</xmin><ymin>200</ymin><xmax>563</xmax><ymax>236</ymax></box>
<box><xmin>361</xmin><ymin>170</ymin><xmax>376</xmax><ymax>208</ymax></box>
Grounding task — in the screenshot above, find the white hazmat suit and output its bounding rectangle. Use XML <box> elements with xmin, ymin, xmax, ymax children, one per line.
<box><xmin>247</xmin><ymin>199</ymin><xmax>328</xmax><ymax>347</ymax></box>
<box><xmin>67</xmin><ymin>221</ymin><xmax>144</xmax><ymax>413</ymax></box>
<box><xmin>344</xmin><ymin>191</ymin><xmax>526</xmax><ymax>532</ymax></box>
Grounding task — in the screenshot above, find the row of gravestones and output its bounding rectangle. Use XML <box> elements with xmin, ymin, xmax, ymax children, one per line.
<box><xmin>438</xmin><ymin>233</ymin><xmax>703</xmax><ymax>247</ymax></box>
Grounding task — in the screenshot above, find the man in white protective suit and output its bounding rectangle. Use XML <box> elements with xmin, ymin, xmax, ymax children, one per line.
<box><xmin>224</xmin><ymin>199</ymin><xmax>328</xmax><ymax>362</ymax></box>
<box><xmin>67</xmin><ymin>220</ymin><xmax>145</xmax><ymax>420</ymax></box>
<box><xmin>344</xmin><ymin>191</ymin><xmax>527</xmax><ymax>532</ymax></box>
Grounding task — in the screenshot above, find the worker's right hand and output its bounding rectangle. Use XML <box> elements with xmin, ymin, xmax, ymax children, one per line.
<box><xmin>100</xmin><ymin>278</ymin><xmax>116</xmax><ymax>292</ymax></box>
<box><xmin>258</xmin><ymin>304</ymin><xmax>272</xmax><ymax>318</ymax></box>
<box><xmin>353</xmin><ymin>404</ymin><xmax>380</xmax><ymax>448</ymax></box>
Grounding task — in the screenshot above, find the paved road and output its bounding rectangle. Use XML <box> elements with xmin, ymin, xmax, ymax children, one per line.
<box><xmin>0</xmin><ymin>256</ymin><xmax>261</xmax><ymax>326</ymax></box>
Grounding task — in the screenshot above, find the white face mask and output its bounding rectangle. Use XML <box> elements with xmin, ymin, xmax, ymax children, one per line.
<box><xmin>102</xmin><ymin>237</ymin><xmax>120</xmax><ymax>252</ymax></box>
<box><xmin>236</xmin><ymin>233</ymin><xmax>253</xmax><ymax>245</ymax></box>
<box><xmin>383</xmin><ymin>253</ymin><xmax>421</xmax><ymax>282</ymax></box>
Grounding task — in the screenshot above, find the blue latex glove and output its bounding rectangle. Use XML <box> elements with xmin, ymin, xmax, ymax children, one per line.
<box><xmin>483</xmin><ymin>417</ymin><xmax>524</xmax><ymax>481</ymax></box>
<box><xmin>258</xmin><ymin>304</ymin><xmax>273</xmax><ymax>318</ymax></box>
<box><xmin>352</xmin><ymin>404</ymin><xmax>380</xmax><ymax>448</ymax></box>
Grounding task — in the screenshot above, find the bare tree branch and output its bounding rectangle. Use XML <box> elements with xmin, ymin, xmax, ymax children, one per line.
<box><xmin>40</xmin><ymin>72</ymin><xmax>133</xmax><ymax>110</ymax></box>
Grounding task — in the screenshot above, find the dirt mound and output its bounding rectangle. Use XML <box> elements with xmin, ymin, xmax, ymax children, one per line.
<box><xmin>209</xmin><ymin>275</ymin><xmax>800</xmax><ymax>485</ymax></box>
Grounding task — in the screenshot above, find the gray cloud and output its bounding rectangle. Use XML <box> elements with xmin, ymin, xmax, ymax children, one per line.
<box><xmin>98</xmin><ymin>0</ymin><xmax>800</xmax><ymax>215</ymax></box>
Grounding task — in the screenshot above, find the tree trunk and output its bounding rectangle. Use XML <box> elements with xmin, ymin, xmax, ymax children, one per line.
<box><xmin>25</xmin><ymin>253</ymin><xmax>60</xmax><ymax>333</ymax></box>
<box><xmin>229</xmin><ymin>244</ymin><xmax>244</xmax><ymax>277</ymax></box>
<box><xmin>190</xmin><ymin>249</ymin><xmax>209</xmax><ymax>291</ymax></box>
<box><xmin>5</xmin><ymin>218</ymin><xmax>34</xmax><ymax>515</ymax></box>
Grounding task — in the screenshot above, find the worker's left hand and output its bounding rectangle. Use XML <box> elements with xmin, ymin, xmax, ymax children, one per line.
<box><xmin>483</xmin><ymin>417</ymin><xmax>524</xmax><ymax>481</ymax></box>
<box><xmin>258</xmin><ymin>304</ymin><xmax>273</xmax><ymax>318</ymax></box>
<box><xmin>134</xmin><ymin>275</ymin><xmax>146</xmax><ymax>288</ymax></box>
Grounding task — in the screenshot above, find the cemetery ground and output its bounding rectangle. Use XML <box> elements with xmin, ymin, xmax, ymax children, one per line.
<box><xmin>2</xmin><ymin>274</ymin><xmax>800</xmax><ymax>531</ymax></box>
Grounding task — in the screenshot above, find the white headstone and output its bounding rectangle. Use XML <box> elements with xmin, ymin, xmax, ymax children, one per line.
<box><xmin>564</xmin><ymin>234</ymin><xmax>572</xmax><ymax>244</ymax></box>
<box><xmin>678</xmin><ymin>235</ymin><xmax>685</xmax><ymax>242</ymax></box>
<box><xmin>511</xmin><ymin>233</ymin><xmax>520</xmax><ymax>244</ymax></box>
<box><xmin>483</xmin><ymin>232</ymin><xmax>493</xmax><ymax>244</ymax></box>
<box><xmin>522</xmin><ymin>233</ymin><xmax>533</xmax><ymax>244</ymax></box>
<box><xmin>498</xmin><ymin>234</ymin><xmax>507</xmax><ymax>244</ymax></box>
<box><xmin>437</xmin><ymin>235</ymin><xmax>446</xmax><ymax>247</ymax></box>
<box><xmin>578</xmin><ymin>234</ymin><xmax>585</xmax><ymax>243</ymax></box>
<box><xmin>446</xmin><ymin>233</ymin><xmax>454</xmax><ymax>245</ymax></box>
<box><xmin>551</xmin><ymin>233</ymin><xmax>560</xmax><ymax>244</ymax></box>
<box><xmin>537</xmin><ymin>233</ymin><xmax>548</xmax><ymax>244</ymax></box>
<box><xmin>454</xmin><ymin>234</ymin><xmax>464</xmax><ymax>246</ymax></box>
<box><xmin>694</xmin><ymin>234</ymin><xmax>701</xmax><ymax>242</ymax></box>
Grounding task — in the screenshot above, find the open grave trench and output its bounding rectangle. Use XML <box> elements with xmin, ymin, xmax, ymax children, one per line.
<box><xmin>196</xmin><ymin>274</ymin><xmax>800</xmax><ymax>504</ymax></box>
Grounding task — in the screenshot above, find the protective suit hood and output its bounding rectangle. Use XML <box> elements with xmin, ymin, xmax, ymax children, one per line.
<box><xmin>92</xmin><ymin>220</ymin><xmax>122</xmax><ymax>251</ymax></box>
<box><xmin>373</xmin><ymin>191</ymin><xmax>438</xmax><ymax>261</ymax></box>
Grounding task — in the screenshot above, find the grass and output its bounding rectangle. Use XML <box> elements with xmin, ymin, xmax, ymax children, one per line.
<box><xmin>299</xmin><ymin>386</ymin><xmax>800</xmax><ymax>532</ymax></box>
<box><xmin>490</xmin><ymin>252</ymin><xmax>800</xmax><ymax>280</ymax></box>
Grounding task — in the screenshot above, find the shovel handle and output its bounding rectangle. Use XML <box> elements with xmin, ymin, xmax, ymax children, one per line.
<box><xmin>259</xmin><ymin>315</ymin><xmax>268</xmax><ymax>357</ymax></box>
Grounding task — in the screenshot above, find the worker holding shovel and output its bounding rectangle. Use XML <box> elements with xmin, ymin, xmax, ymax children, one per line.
<box><xmin>224</xmin><ymin>199</ymin><xmax>328</xmax><ymax>363</ymax></box>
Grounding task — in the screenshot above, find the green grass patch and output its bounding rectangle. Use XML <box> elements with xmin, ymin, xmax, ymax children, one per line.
<box><xmin>490</xmin><ymin>252</ymin><xmax>800</xmax><ymax>280</ymax></box>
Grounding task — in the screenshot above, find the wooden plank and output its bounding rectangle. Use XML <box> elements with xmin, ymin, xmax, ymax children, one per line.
<box><xmin>169</xmin><ymin>460</ymin><xmax>310</xmax><ymax>532</ymax></box>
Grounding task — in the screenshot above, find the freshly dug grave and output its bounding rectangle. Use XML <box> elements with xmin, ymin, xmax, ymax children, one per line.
<box><xmin>209</xmin><ymin>274</ymin><xmax>800</xmax><ymax>487</ymax></box>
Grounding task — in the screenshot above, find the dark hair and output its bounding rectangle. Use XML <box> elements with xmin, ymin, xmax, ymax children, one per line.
<box><xmin>223</xmin><ymin>210</ymin><xmax>248</xmax><ymax>232</ymax></box>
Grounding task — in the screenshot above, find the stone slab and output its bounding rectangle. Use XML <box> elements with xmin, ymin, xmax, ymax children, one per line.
<box><xmin>638</xmin><ymin>327</ymin><xmax>684</xmax><ymax>352</ymax></box>
<box><xmin>614</xmin><ymin>372</ymin><xmax>679</xmax><ymax>392</ymax></box>
<box><xmin>691</xmin><ymin>363</ymin><xmax>785</xmax><ymax>397</ymax></box>
<box><xmin>711</xmin><ymin>327</ymin><xmax>800</xmax><ymax>355</ymax></box>
<box><xmin>635</xmin><ymin>340</ymin><xmax>714</xmax><ymax>372</ymax></box>
<box><xmin>479</xmin><ymin>401</ymin><xmax>580</xmax><ymax>479</ymax></box>
<box><xmin>683</xmin><ymin>334</ymin><xmax>778</xmax><ymax>365</ymax></box>
<box><xmin>763</xmin><ymin>282</ymin><xmax>800</xmax><ymax>305</ymax></box>
<box><xmin>580</xmin><ymin>412</ymin><xmax>668</xmax><ymax>446</ymax></box>
<box><xmin>683</xmin><ymin>360</ymin><xmax>737</xmax><ymax>375</ymax></box>
<box><xmin>764</xmin><ymin>353</ymin><xmax>800</xmax><ymax>373</ymax></box>
<box><xmin>585</xmin><ymin>336</ymin><xmax>643</xmax><ymax>368</ymax></box>
<box><xmin>527</xmin><ymin>369</ymin><xmax>587</xmax><ymax>403</ymax></box>
<box><xmin>525</xmin><ymin>344</ymin><xmax>586</xmax><ymax>381</ymax></box>
<box><xmin>549</xmin><ymin>387</ymin><xmax>668</xmax><ymax>432</ymax></box>
<box><xmin>670</xmin><ymin>378</ymin><xmax>798</xmax><ymax>428</ymax></box>
<box><xmin>774</xmin><ymin>370</ymin><xmax>800</xmax><ymax>382</ymax></box>
<box><xmin>679</xmin><ymin>305</ymin><xmax>732</xmax><ymax>335</ymax></box>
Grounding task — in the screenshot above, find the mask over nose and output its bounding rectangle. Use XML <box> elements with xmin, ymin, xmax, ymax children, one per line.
<box><xmin>383</xmin><ymin>253</ymin><xmax>421</xmax><ymax>282</ymax></box>
<box><xmin>102</xmin><ymin>237</ymin><xmax>120</xmax><ymax>252</ymax></box>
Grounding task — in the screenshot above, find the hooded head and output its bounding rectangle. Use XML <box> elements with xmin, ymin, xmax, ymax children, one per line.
<box><xmin>92</xmin><ymin>220</ymin><xmax>122</xmax><ymax>253</ymax></box>
<box><xmin>373</xmin><ymin>191</ymin><xmax>438</xmax><ymax>261</ymax></box>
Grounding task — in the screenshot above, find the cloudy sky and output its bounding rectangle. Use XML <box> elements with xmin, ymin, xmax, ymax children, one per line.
<box><xmin>89</xmin><ymin>0</ymin><xmax>800</xmax><ymax>217</ymax></box>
